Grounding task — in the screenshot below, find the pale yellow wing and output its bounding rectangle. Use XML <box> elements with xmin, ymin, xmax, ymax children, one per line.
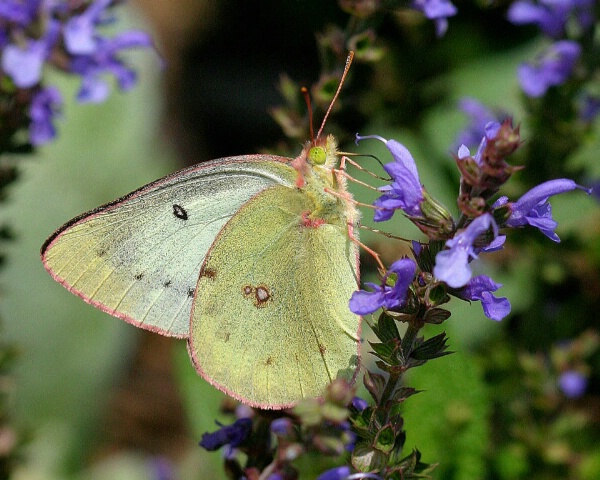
<box><xmin>41</xmin><ymin>156</ymin><xmax>297</xmax><ymax>338</ymax></box>
<box><xmin>189</xmin><ymin>185</ymin><xmax>361</xmax><ymax>408</ymax></box>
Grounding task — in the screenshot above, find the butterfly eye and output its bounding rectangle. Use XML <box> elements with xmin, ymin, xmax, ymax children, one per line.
<box><xmin>308</xmin><ymin>146</ymin><xmax>327</xmax><ymax>165</ymax></box>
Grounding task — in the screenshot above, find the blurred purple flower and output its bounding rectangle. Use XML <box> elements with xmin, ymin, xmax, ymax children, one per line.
<box><xmin>0</xmin><ymin>0</ymin><xmax>40</xmax><ymax>26</ymax></box>
<box><xmin>517</xmin><ymin>40</ymin><xmax>581</xmax><ymax>97</ymax></box>
<box><xmin>70</xmin><ymin>31</ymin><xmax>153</xmax><ymax>103</ymax></box>
<box><xmin>1</xmin><ymin>19</ymin><xmax>60</xmax><ymax>88</ymax></box>
<box><xmin>316</xmin><ymin>466</ymin><xmax>351</xmax><ymax>480</ymax></box>
<box><xmin>412</xmin><ymin>0</ymin><xmax>458</xmax><ymax>36</ymax></box>
<box><xmin>579</xmin><ymin>94</ymin><xmax>600</xmax><ymax>122</ymax></box>
<box><xmin>199</xmin><ymin>418</ymin><xmax>252</xmax><ymax>451</ymax></box>
<box><xmin>456</xmin><ymin>275</ymin><xmax>511</xmax><ymax>320</ymax></box>
<box><xmin>29</xmin><ymin>87</ymin><xmax>62</xmax><ymax>146</ymax></box>
<box><xmin>351</xmin><ymin>397</ymin><xmax>368</xmax><ymax>411</ymax></box>
<box><xmin>455</xmin><ymin>99</ymin><xmax>506</xmax><ymax>149</ymax></box>
<box><xmin>270</xmin><ymin>418</ymin><xmax>294</xmax><ymax>438</ymax></box>
<box><xmin>499</xmin><ymin>178</ymin><xmax>591</xmax><ymax>242</ymax></box>
<box><xmin>434</xmin><ymin>213</ymin><xmax>498</xmax><ymax>288</ymax></box>
<box><xmin>64</xmin><ymin>0</ymin><xmax>112</xmax><ymax>55</ymax></box>
<box><xmin>507</xmin><ymin>0</ymin><xmax>594</xmax><ymax>38</ymax></box>
<box><xmin>559</xmin><ymin>370</ymin><xmax>587</xmax><ymax>398</ymax></box>
<box><xmin>356</xmin><ymin>134</ymin><xmax>423</xmax><ymax>222</ymax></box>
<box><xmin>349</xmin><ymin>258</ymin><xmax>416</xmax><ymax>315</ymax></box>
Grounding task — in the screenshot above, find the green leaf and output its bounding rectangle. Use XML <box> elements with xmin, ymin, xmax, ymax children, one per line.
<box><xmin>374</xmin><ymin>424</ymin><xmax>396</xmax><ymax>454</ymax></box>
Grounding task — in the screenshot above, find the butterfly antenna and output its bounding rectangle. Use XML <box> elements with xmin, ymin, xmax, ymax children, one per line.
<box><xmin>301</xmin><ymin>87</ymin><xmax>315</xmax><ymax>144</ymax></box>
<box><xmin>316</xmin><ymin>51</ymin><xmax>354</xmax><ymax>141</ymax></box>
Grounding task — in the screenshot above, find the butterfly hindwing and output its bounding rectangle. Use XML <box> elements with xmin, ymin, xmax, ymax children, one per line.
<box><xmin>189</xmin><ymin>184</ymin><xmax>361</xmax><ymax>408</ymax></box>
<box><xmin>41</xmin><ymin>156</ymin><xmax>297</xmax><ymax>338</ymax></box>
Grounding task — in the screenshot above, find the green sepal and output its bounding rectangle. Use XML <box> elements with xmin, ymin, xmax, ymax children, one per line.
<box><xmin>410</xmin><ymin>332</ymin><xmax>452</xmax><ymax>361</ymax></box>
<box><xmin>374</xmin><ymin>424</ymin><xmax>396</xmax><ymax>454</ymax></box>
<box><xmin>352</xmin><ymin>442</ymin><xmax>388</xmax><ymax>473</ymax></box>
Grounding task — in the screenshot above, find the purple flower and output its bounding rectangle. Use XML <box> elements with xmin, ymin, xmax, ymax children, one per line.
<box><xmin>29</xmin><ymin>86</ymin><xmax>62</xmax><ymax>146</ymax></box>
<box><xmin>1</xmin><ymin>19</ymin><xmax>60</xmax><ymax>88</ymax></box>
<box><xmin>316</xmin><ymin>466</ymin><xmax>351</xmax><ymax>480</ymax></box>
<box><xmin>199</xmin><ymin>418</ymin><xmax>252</xmax><ymax>451</ymax></box>
<box><xmin>349</xmin><ymin>258</ymin><xmax>416</xmax><ymax>315</ymax></box>
<box><xmin>69</xmin><ymin>31</ymin><xmax>153</xmax><ymax>103</ymax></box>
<box><xmin>518</xmin><ymin>40</ymin><xmax>581</xmax><ymax>98</ymax></box>
<box><xmin>456</xmin><ymin>275</ymin><xmax>511</xmax><ymax>321</ymax></box>
<box><xmin>433</xmin><ymin>213</ymin><xmax>498</xmax><ymax>288</ymax></box>
<box><xmin>351</xmin><ymin>397</ymin><xmax>368</xmax><ymax>411</ymax></box>
<box><xmin>270</xmin><ymin>418</ymin><xmax>294</xmax><ymax>438</ymax></box>
<box><xmin>0</xmin><ymin>0</ymin><xmax>40</xmax><ymax>26</ymax></box>
<box><xmin>455</xmin><ymin>99</ymin><xmax>507</xmax><ymax>149</ymax></box>
<box><xmin>63</xmin><ymin>0</ymin><xmax>112</xmax><ymax>55</ymax></box>
<box><xmin>507</xmin><ymin>0</ymin><xmax>594</xmax><ymax>38</ymax></box>
<box><xmin>558</xmin><ymin>370</ymin><xmax>587</xmax><ymax>398</ymax></box>
<box><xmin>579</xmin><ymin>94</ymin><xmax>600</xmax><ymax>122</ymax></box>
<box><xmin>356</xmin><ymin>134</ymin><xmax>423</xmax><ymax>222</ymax></box>
<box><xmin>501</xmin><ymin>178</ymin><xmax>591</xmax><ymax>242</ymax></box>
<box><xmin>412</xmin><ymin>0</ymin><xmax>458</xmax><ymax>36</ymax></box>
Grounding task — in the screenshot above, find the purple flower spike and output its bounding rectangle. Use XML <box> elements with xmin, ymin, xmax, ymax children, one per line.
<box><xmin>349</xmin><ymin>258</ymin><xmax>417</xmax><ymax>315</ymax></box>
<box><xmin>29</xmin><ymin>87</ymin><xmax>62</xmax><ymax>146</ymax></box>
<box><xmin>64</xmin><ymin>0</ymin><xmax>112</xmax><ymax>55</ymax></box>
<box><xmin>70</xmin><ymin>31</ymin><xmax>154</xmax><ymax>103</ymax></box>
<box><xmin>199</xmin><ymin>418</ymin><xmax>252</xmax><ymax>451</ymax></box>
<box><xmin>434</xmin><ymin>213</ymin><xmax>497</xmax><ymax>288</ymax></box>
<box><xmin>1</xmin><ymin>18</ymin><xmax>60</xmax><ymax>88</ymax></box>
<box><xmin>507</xmin><ymin>0</ymin><xmax>594</xmax><ymax>38</ymax></box>
<box><xmin>412</xmin><ymin>0</ymin><xmax>458</xmax><ymax>36</ymax></box>
<box><xmin>356</xmin><ymin>134</ymin><xmax>423</xmax><ymax>222</ymax></box>
<box><xmin>504</xmin><ymin>178</ymin><xmax>591</xmax><ymax>242</ymax></box>
<box><xmin>518</xmin><ymin>40</ymin><xmax>581</xmax><ymax>98</ymax></box>
<box><xmin>457</xmin><ymin>275</ymin><xmax>511</xmax><ymax>321</ymax></box>
<box><xmin>558</xmin><ymin>370</ymin><xmax>588</xmax><ymax>398</ymax></box>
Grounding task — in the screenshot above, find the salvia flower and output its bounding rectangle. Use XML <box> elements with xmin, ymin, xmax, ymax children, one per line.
<box><xmin>0</xmin><ymin>0</ymin><xmax>155</xmax><ymax>147</ymax></box>
<box><xmin>517</xmin><ymin>40</ymin><xmax>581</xmax><ymax>98</ymax></box>
<box><xmin>412</xmin><ymin>0</ymin><xmax>458</xmax><ymax>37</ymax></box>
<box><xmin>455</xmin><ymin>275</ymin><xmax>511</xmax><ymax>321</ymax></box>
<box><xmin>433</xmin><ymin>213</ymin><xmax>498</xmax><ymax>289</ymax></box>
<box><xmin>356</xmin><ymin>134</ymin><xmax>423</xmax><ymax>221</ymax></box>
<box><xmin>455</xmin><ymin>98</ymin><xmax>508</xmax><ymax>149</ymax></box>
<box><xmin>558</xmin><ymin>370</ymin><xmax>588</xmax><ymax>398</ymax></box>
<box><xmin>498</xmin><ymin>178</ymin><xmax>592</xmax><ymax>242</ymax></box>
<box><xmin>349</xmin><ymin>258</ymin><xmax>417</xmax><ymax>315</ymax></box>
<box><xmin>507</xmin><ymin>0</ymin><xmax>594</xmax><ymax>38</ymax></box>
<box><xmin>198</xmin><ymin>418</ymin><xmax>252</xmax><ymax>451</ymax></box>
<box><xmin>29</xmin><ymin>86</ymin><xmax>62</xmax><ymax>146</ymax></box>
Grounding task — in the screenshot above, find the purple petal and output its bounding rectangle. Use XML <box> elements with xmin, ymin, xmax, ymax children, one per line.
<box><xmin>558</xmin><ymin>370</ymin><xmax>588</xmax><ymax>398</ymax></box>
<box><xmin>479</xmin><ymin>291</ymin><xmax>511</xmax><ymax>321</ymax></box>
<box><xmin>1</xmin><ymin>41</ymin><xmax>45</xmax><ymax>88</ymax></box>
<box><xmin>349</xmin><ymin>287</ymin><xmax>386</xmax><ymax>315</ymax></box>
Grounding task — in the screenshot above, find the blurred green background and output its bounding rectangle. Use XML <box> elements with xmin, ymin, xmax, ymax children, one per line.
<box><xmin>2</xmin><ymin>1</ymin><xmax>599</xmax><ymax>479</ymax></box>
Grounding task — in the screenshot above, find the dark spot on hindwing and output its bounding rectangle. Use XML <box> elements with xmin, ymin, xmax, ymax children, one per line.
<box><xmin>265</xmin><ymin>356</ymin><xmax>273</xmax><ymax>366</ymax></box>
<box><xmin>163</xmin><ymin>280</ymin><xmax>172</xmax><ymax>288</ymax></box>
<box><xmin>201</xmin><ymin>267</ymin><xmax>217</xmax><ymax>280</ymax></box>
<box><xmin>96</xmin><ymin>248</ymin><xmax>107</xmax><ymax>258</ymax></box>
<box><xmin>241</xmin><ymin>284</ymin><xmax>272</xmax><ymax>308</ymax></box>
<box><xmin>187</xmin><ymin>287</ymin><xmax>195</xmax><ymax>298</ymax></box>
<box><xmin>172</xmin><ymin>204</ymin><xmax>188</xmax><ymax>220</ymax></box>
<box><xmin>134</xmin><ymin>273</ymin><xmax>144</xmax><ymax>281</ymax></box>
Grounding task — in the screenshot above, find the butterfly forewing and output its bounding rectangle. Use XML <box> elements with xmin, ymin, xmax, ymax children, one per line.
<box><xmin>189</xmin><ymin>185</ymin><xmax>361</xmax><ymax>408</ymax></box>
<box><xmin>42</xmin><ymin>156</ymin><xmax>297</xmax><ymax>338</ymax></box>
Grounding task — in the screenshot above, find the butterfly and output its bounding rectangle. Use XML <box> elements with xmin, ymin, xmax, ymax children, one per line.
<box><xmin>41</xmin><ymin>55</ymin><xmax>361</xmax><ymax>410</ymax></box>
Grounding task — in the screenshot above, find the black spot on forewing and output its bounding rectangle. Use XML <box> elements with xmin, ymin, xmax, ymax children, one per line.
<box><xmin>163</xmin><ymin>280</ymin><xmax>172</xmax><ymax>288</ymax></box>
<box><xmin>134</xmin><ymin>273</ymin><xmax>144</xmax><ymax>281</ymax></box>
<box><xmin>187</xmin><ymin>287</ymin><xmax>195</xmax><ymax>298</ymax></box>
<box><xmin>172</xmin><ymin>204</ymin><xmax>188</xmax><ymax>220</ymax></box>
